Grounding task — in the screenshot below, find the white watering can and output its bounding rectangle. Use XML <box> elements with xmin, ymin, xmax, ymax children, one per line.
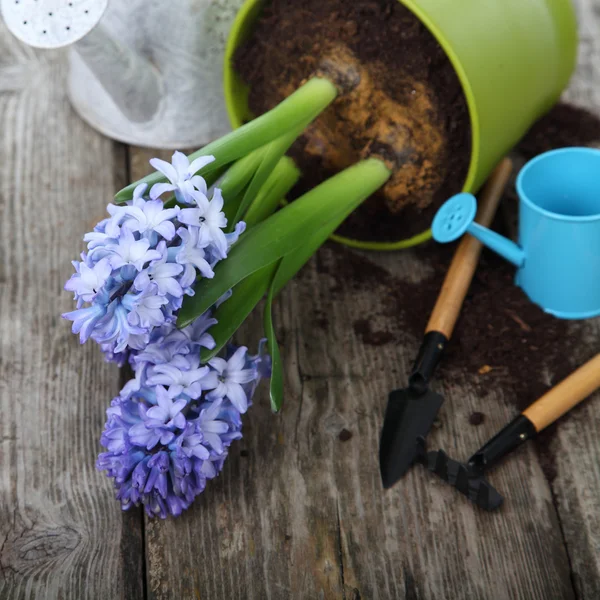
<box><xmin>1</xmin><ymin>0</ymin><xmax>244</xmax><ymax>147</ymax></box>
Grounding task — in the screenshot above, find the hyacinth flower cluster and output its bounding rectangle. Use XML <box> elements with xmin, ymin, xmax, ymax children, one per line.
<box><xmin>62</xmin><ymin>152</ymin><xmax>268</xmax><ymax>516</ymax></box>
<box><xmin>65</xmin><ymin>78</ymin><xmax>393</xmax><ymax>518</ymax></box>
<box><xmin>98</xmin><ymin>314</ymin><xmax>270</xmax><ymax>518</ymax></box>
<box><xmin>63</xmin><ymin>152</ymin><xmax>244</xmax><ymax>365</ymax></box>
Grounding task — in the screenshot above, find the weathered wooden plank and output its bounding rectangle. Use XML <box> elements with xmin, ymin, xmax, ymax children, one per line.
<box><xmin>0</xmin><ymin>26</ymin><xmax>144</xmax><ymax>600</ymax></box>
<box><xmin>291</xmin><ymin>245</ymin><xmax>579</xmax><ymax>600</ymax></box>
<box><xmin>539</xmin><ymin>1</ymin><xmax>600</xmax><ymax>597</ymax></box>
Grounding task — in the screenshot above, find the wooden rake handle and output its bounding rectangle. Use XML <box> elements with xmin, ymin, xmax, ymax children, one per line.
<box><xmin>523</xmin><ymin>354</ymin><xmax>600</xmax><ymax>431</ymax></box>
<box><xmin>426</xmin><ymin>158</ymin><xmax>513</xmax><ymax>338</ymax></box>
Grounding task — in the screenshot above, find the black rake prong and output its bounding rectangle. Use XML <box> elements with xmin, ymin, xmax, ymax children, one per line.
<box><xmin>423</xmin><ymin>449</ymin><xmax>504</xmax><ymax>511</ymax></box>
<box><xmin>475</xmin><ymin>480</ymin><xmax>504</xmax><ymax>511</ymax></box>
<box><xmin>455</xmin><ymin>463</ymin><xmax>470</xmax><ymax>496</ymax></box>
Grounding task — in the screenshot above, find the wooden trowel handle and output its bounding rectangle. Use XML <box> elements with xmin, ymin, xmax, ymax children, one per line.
<box><xmin>523</xmin><ymin>354</ymin><xmax>600</xmax><ymax>432</ymax></box>
<box><xmin>426</xmin><ymin>158</ymin><xmax>513</xmax><ymax>338</ymax></box>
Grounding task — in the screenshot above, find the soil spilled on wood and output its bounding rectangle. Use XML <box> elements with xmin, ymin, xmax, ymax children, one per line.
<box><xmin>235</xmin><ymin>0</ymin><xmax>471</xmax><ymax>242</ymax></box>
<box><xmin>313</xmin><ymin>103</ymin><xmax>600</xmax><ymax>482</ymax></box>
<box><xmin>319</xmin><ymin>242</ymin><xmax>588</xmax><ymax>409</ymax></box>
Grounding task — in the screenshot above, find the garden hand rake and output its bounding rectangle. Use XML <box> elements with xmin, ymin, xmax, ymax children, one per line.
<box><xmin>425</xmin><ymin>353</ymin><xmax>600</xmax><ymax>510</ymax></box>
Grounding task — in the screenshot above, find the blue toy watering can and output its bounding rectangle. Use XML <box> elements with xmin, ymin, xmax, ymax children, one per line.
<box><xmin>432</xmin><ymin>148</ymin><xmax>600</xmax><ymax>320</ymax></box>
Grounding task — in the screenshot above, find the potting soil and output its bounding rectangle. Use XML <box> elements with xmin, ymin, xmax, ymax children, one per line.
<box><xmin>235</xmin><ymin>0</ymin><xmax>471</xmax><ymax>242</ymax></box>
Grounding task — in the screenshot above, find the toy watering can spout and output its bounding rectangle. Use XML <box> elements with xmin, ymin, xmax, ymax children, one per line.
<box><xmin>432</xmin><ymin>194</ymin><xmax>526</xmax><ymax>267</ymax></box>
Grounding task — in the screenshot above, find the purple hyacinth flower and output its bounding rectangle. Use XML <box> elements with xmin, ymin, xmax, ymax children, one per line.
<box><xmin>107</xmin><ymin>229</ymin><xmax>162</xmax><ymax>272</ymax></box>
<box><xmin>182</xmin><ymin>310</ymin><xmax>217</xmax><ymax>349</ymax></box>
<box><xmin>179</xmin><ymin>188</ymin><xmax>228</xmax><ymax>259</ymax></box>
<box><xmin>64</xmin><ymin>257</ymin><xmax>112</xmax><ymax>303</ymax></box>
<box><xmin>206</xmin><ymin>346</ymin><xmax>257</xmax><ymax>413</ymax></box>
<box><xmin>94</xmin><ymin>299</ymin><xmax>148</xmax><ymax>354</ymax></box>
<box><xmin>194</xmin><ymin>399</ymin><xmax>230</xmax><ymax>454</ymax></box>
<box><xmin>176</xmin><ymin>423</ymin><xmax>211</xmax><ymax>460</ymax></box>
<box><xmin>146</xmin><ymin>354</ymin><xmax>213</xmax><ymax>400</ymax></box>
<box><xmin>134</xmin><ymin>242</ymin><xmax>184</xmax><ymax>298</ymax></box>
<box><xmin>175</xmin><ymin>226</ymin><xmax>214</xmax><ymax>279</ymax></box>
<box><xmin>97</xmin><ymin>324</ymin><xmax>268</xmax><ymax>518</ymax></box>
<box><xmin>123</xmin><ymin>284</ymin><xmax>170</xmax><ymax>330</ymax></box>
<box><xmin>120</xmin><ymin>194</ymin><xmax>180</xmax><ymax>241</ymax></box>
<box><xmin>149</xmin><ymin>151</ymin><xmax>215</xmax><ymax>204</ymax></box>
<box><xmin>63</xmin><ymin>301</ymin><xmax>108</xmax><ymax>343</ymax></box>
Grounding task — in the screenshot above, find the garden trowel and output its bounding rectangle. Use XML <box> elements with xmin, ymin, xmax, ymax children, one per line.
<box><xmin>425</xmin><ymin>353</ymin><xmax>600</xmax><ymax>510</ymax></box>
<box><xmin>379</xmin><ymin>158</ymin><xmax>513</xmax><ymax>489</ymax></box>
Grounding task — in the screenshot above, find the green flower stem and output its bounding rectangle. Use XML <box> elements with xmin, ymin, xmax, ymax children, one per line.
<box><xmin>219</xmin><ymin>147</ymin><xmax>266</xmax><ymax>200</ymax></box>
<box><xmin>198</xmin><ymin>157</ymin><xmax>299</xmax><ymax>363</ymax></box>
<box><xmin>243</xmin><ymin>157</ymin><xmax>300</xmax><ymax>228</ymax></box>
<box><xmin>263</xmin><ymin>273</ymin><xmax>283</xmax><ymax>411</ymax></box>
<box><xmin>199</xmin><ymin>264</ymin><xmax>277</xmax><ymax>362</ymax></box>
<box><xmin>263</xmin><ymin>158</ymin><xmax>392</xmax><ymax>410</ymax></box>
<box><xmin>229</xmin><ymin>126</ymin><xmax>303</xmax><ymax>229</ymax></box>
<box><xmin>115</xmin><ymin>77</ymin><xmax>337</xmax><ymax>202</ymax></box>
<box><xmin>203</xmin><ymin>163</ymin><xmax>230</xmax><ymax>189</ymax></box>
<box><xmin>222</xmin><ymin>190</ymin><xmax>245</xmax><ymax>225</ymax></box>
<box><xmin>178</xmin><ymin>158</ymin><xmax>391</xmax><ymax>328</ymax></box>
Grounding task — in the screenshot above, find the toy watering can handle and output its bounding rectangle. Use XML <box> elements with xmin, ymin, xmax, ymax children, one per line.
<box><xmin>426</xmin><ymin>158</ymin><xmax>513</xmax><ymax>338</ymax></box>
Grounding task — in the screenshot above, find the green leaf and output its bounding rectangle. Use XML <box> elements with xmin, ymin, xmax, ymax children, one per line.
<box><xmin>115</xmin><ymin>77</ymin><xmax>337</xmax><ymax>202</ymax></box>
<box><xmin>203</xmin><ymin>163</ymin><xmax>230</xmax><ymax>189</ymax></box>
<box><xmin>199</xmin><ymin>158</ymin><xmax>299</xmax><ymax>362</ymax></box>
<box><xmin>219</xmin><ymin>147</ymin><xmax>266</xmax><ymax>200</ymax></box>
<box><xmin>222</xmin><ymin>190</ymin><xmax>245</xmax><ymax>225</ymax></box>
<box><xmin>199</xmin><ymin>264</ymin><xmax>277</xmax><ymax>362</ymax></box>
<box><xmin>177</xmin><ymin>158</ymin><xmax>391</xmax><ymax>328</ymax></box>
<box><xmin>271</xmin><ymin>191</ymin><xmax>373</xmax><ymax>294</ymax></box>
<box><xmin>243</xmin><ymin>157</ymin><xmax>300</xmax><ymax>229</ymax></box>
<box><xmin>230</xmin><ymin>127</ymin><xmax>303</xmax><ymax>230</ymax></box>
<box><xmin>263</xmin><ymin>271</ymin><xmax>284</xmax><ymax>412</ymax></box>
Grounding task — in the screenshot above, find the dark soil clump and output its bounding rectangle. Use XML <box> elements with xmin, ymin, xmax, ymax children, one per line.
<box><xmin>235</xmin><ymin>0</ymin><xmax>471</xmax><ymax>242</ymax></box>
<box><xmin>469</xmin><ymin>412</ymin><xmax>485</xmax><ymax>426</ymax></box>
<box><xmin>338</xmin><ymin>428</ymin><xmax>353</xmax><ymax>442</ymax></box>
<box><xmin>517</xmin><ymin>103</ymin><xmax>600</xmax><ymax>159</ymax></box>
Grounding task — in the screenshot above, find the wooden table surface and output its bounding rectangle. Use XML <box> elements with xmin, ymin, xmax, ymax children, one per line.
<box><xmin>1</xmin><ymin>2</ymin><xmax>600</xmax><ymax>598</ymax></box>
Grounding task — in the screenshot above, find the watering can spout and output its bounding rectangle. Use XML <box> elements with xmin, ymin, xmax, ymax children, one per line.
<box><xmin>467</xmin><ymin>223</ymin><xmax>525</xmax><ymax>267</ymax></box>
<box><xmin>431</xmin><ymin>193</ymin><xmax>525</xmax><ymax>268</ymax></box>
<box><xmin>72</xmin><ymin>25</ymin><xmax>162</xmax><ymax>124</ymax></box>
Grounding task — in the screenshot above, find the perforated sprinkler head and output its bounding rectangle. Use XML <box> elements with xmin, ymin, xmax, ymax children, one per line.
<box><xmin>431</xmin><ymin>193</ymin><xmax>477</xmax><ymax>243</ymax></box>
<box><xmin>1</xmin><ymin>0</ymin><xmax>107</xmax><ymax>49</ymax></box>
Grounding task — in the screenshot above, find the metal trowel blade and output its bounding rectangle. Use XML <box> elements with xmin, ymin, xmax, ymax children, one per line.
<box><xmin>379</xmin><ymin>387</ymin><xmax>444</xmax><ymax>488</ymax></box>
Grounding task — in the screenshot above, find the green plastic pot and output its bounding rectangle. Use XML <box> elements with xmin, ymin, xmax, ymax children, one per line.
<box><xmin>224</xmin><ymin>0</ymin><xmax>578</xmax><ymax>251</ymax></box>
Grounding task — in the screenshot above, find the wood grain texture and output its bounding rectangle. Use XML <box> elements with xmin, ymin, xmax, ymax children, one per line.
<box><xmin>2</xmin><ymin>0</ymin><xmax>600</xmax><ymax>596</ymax></box>
<box><xmin>538</xmin><ymin>1</ymin><xmax>600</xmax><ymax>596</ymax></box>
<box><xmin>0</xmin><ymin>24</ymin><xmax>144</xmax><ymax>600</ymax></box>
